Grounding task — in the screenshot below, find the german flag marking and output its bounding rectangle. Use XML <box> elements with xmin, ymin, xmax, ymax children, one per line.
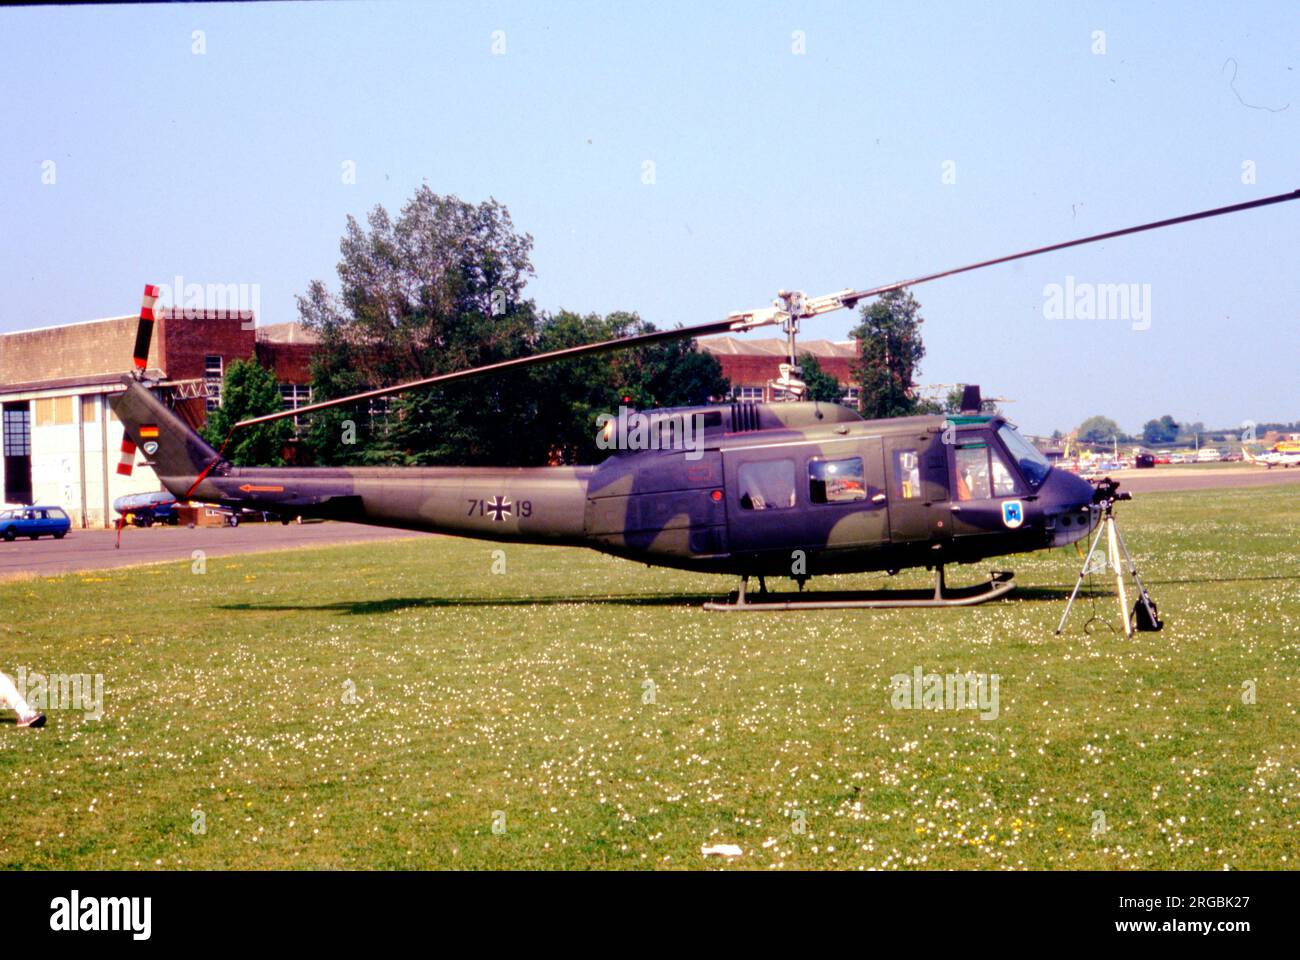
<box><xmin>139</xmin><ymin>425</ymin><xmax>160</xmax><ymax>439</ymax></box>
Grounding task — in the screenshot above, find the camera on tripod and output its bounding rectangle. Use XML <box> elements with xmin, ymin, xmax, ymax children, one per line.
<box><xmin>1059</xmin><ymin>476</ymin><xmax>1162</xmax><ymax>636</ymax></box>
<box><xmin>1090</xmin><ymin>476</ymin><xmax>1132</xmax><ymax>505</ymax></box>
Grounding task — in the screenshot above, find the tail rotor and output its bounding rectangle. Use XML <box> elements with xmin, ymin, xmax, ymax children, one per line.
<box><xmin>131</xmin><ymin>283</ymin><xmax>161</xmax><ymax>376</ymax></box>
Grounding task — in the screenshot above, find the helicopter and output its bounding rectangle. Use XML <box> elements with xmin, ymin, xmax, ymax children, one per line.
<box><xmin>109</xmin><ymin>189</ymin><xmax>1299</xmax><ymax>610</ymax></box>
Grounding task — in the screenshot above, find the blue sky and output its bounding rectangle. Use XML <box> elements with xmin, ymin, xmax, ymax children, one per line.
<box><xmin>2</xmin><ymin>0</ymin><xmax>1297</xmax><ymax>435</ymax></box>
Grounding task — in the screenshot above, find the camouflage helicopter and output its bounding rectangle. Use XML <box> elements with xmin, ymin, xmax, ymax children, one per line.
<box><xmin>110</xmin><ymin>189</ymin><xmax>1298</xmax><ymax>610</ymax></box>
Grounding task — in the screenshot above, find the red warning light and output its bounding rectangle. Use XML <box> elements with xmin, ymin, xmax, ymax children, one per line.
<box><xmin>710</xmin><ymin>489</ymin><xmax>723</xmax><ymax>502</ymax></box>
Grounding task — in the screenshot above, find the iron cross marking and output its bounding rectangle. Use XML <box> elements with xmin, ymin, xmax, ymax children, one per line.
<box><xmin>486</xmin><ymin>495</ymin><xmax>513</xmax><ymax>522</ymax></box>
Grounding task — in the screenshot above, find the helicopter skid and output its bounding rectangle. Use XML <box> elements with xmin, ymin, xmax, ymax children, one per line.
<box><xmin>703</xmin><ymin>570</ymin><xmax>1016</xmax><ymax>612</ymax></box>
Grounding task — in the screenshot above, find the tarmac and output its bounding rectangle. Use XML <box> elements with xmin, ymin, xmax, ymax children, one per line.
<box><xmin>0</xmin><ymin>521</ymin><xmax>433</xmax><ymax>580</ymax></box>
<box><xmin>1083</xmin><ymin>464</ymin><xmax>1300</xmax><ymax>494</ymax></box>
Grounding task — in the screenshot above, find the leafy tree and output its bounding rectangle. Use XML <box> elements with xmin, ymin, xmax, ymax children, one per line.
<box><xmin>1141</xmin><ymin>414</ymin><xmax>1179</xmax><ymax>445</ymax></box>
<box><xmin>1078</xmin><ymin>415</ymin><xmax>1122</xmax><ymax>444</ymax></box>
<box><xmin>299</xmin><ymin>187</ymin><xmax>730</xmax><ymax>466</ymax></box>
<box><xmin>850</xmin><ymin>289</ymin><xmax>926</xmax><ymax>419</ymax></box>
<box><xmin>298</xmin><ymin>188</ymin><xmax>538</xmax><ymax>466</ymax></box>
<box><xmin>609</xmin><ymin>315</ymin><xmax>730</xmax><ymax>410</ymax></box>
<box><xmin>796</xmin><ymin>353</ymin><xmax>844</xmax><ymax>403</ymax></box>
<box><xmin>199</xmin><ymin>358</ymin><xmax>290</xmax><ymax>466</ymax></box>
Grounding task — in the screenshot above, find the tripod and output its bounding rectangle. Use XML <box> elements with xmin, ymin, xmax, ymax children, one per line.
<box><xmin>1056</xmin><ymin>494</ymin><xmax>1161</xmax><ymax>637</ymax></box>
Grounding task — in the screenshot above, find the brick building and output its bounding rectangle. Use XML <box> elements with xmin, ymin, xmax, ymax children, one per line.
<box><xmin>696</xmin><ymin>336</ymin><xmax>858</xmax><ymax>405</ymax></box>
<box><xmin>0</xmin><ymin>310</ymin><xmax>315</xmax><ymax>527</ymax></box>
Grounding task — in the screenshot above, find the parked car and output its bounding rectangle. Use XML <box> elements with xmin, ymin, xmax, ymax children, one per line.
<box><xmin>0</xmin><ymin>506</ymin><xmax>71</xmax><ymax>541</ymax></box>
<box><xmin>1134</xmin><ymin>453</ymin><xmax>1156</xmax><ymax>469</ymax></box>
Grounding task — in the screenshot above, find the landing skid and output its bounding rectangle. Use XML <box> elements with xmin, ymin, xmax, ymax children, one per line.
<box><xmin>702</xmin><ymin>568</ymin><xmax>1016</xmax><ymax>612</ymax></box>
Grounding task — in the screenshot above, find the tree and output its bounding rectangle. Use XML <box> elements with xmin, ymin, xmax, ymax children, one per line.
<box><xmin>199</xmin><ymin>358</ymin><xmax>290</xmax><ymax>466</ymax></box>
<box><xmin>850</xmin><ymin>289</ymin><xmax>926</xmax><ymax>419</ymax></box>
<box><xmin>1142</xmin><ymin>414</ymin><xmax>1179</xmax><ymax>445</ymax></box>
<box><xmin>609</xmin><ymin>315</ymin><xmax>730</xmax><ymax>411</ymax></box>
<box><xmin>796</xmin><ymin>353</ymin><xmax>844</xmax><ymax>403</ymax></box>
<box><xmin>298</xmin><ymin>188</ymin><xmax>538</xmax><ymax>466</ymax></box>
<box><xmin>525</xmin><ymin>311</ymin><xmax>729</xmax><ymax>464</ymax></box>
<box><xmin>298</xmin><ymin>187</ymin><xmax>730</xmax><ymax>467</ymax></box>
<box><xmin>1078</xmin><ymin>415</ymin><xmax>1122</xmax><ymax>444</ymax></box>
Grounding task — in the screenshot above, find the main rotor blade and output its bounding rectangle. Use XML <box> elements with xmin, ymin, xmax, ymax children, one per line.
<box><xmin>842</xmin><ymin>188</ymin><xmax>1300</xmax><ymax>305</ymax></box>
<box><xmin>235</xmin><ymin>315</ymin><xmax>745</xmax><ymax>429</ymax></box>
<box><xmin>234</xmin><ymin>187</ymin><xmax>1300</xmax><ymax>432</ymax></box>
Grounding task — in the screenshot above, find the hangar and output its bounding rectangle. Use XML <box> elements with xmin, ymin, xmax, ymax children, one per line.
<box><xmin>0</xmin><ymin>310</ymin><xmax>315</xmax><ymax>528</ymax></box>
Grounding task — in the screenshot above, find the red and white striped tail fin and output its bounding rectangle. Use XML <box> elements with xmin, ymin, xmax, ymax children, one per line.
<box><xmin>132</xmin><ymin>283</ymin><xmax>161</xmax><ymax>372</ymax></box>
<box><xmin>116</xmin><ymin>437</ymin><xmax>137</xmax><ymax>476</ymax></box>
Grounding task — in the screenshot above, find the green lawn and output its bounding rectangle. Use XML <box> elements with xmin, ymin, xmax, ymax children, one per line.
<box><xmin>1</xmin><ymin>485</ymin><xmax>1297</xmax><ymax>870</ymax></box>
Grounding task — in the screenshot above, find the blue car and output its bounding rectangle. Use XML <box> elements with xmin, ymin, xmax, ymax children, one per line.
<box><xmin>0</xmin><ymin>506</ymin><xmax>71</xmax><ymax>541</ymax></box>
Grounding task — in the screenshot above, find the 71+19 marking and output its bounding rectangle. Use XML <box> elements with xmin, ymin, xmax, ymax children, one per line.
<box><xmin>468</xmin><ymin>496</ymin><xmax>532</xmax><ymax>521</ymax></box>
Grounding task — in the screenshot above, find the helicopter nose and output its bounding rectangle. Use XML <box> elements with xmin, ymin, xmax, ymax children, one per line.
<box><xmin>1040</xmin><ymin>468</ymin><xmax>1096</xmax><ymax>547</ymax></box>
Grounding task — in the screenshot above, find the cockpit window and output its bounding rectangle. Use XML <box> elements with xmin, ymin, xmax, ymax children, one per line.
<box><xmin>997</xmin><ymin>424</ymin><xmax>1051</xmax><ymax>489</ymax></box>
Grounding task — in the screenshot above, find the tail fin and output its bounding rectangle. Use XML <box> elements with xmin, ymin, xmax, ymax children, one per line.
<box><xmin>109</xmin><ymin>376</ymin><xmax>223</xmax><ymax>497</ymax></box>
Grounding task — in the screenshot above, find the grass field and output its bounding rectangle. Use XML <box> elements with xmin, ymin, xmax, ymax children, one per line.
<box><xmin>1</xmin><ymin>485</ymin><xmax>1297</xmax><ymax>870</ymax></box>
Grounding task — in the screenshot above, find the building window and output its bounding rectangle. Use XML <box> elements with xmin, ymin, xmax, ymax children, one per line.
<box><xmin>3</xmin><ymin>405</ymin><xmax>31</xmax><ymax>456</ymax></box>
<box><xmin>80</xmin><ymin>395</ymin><xmax>98</xmax><ymax>424</ymax></box>
<box><xmin>34</xmin><ymin>396</ymin><xmax>74</xmax><ymax>427</ymax></box>
<box><xmin>280</xmin><ymin>383</ymin><xmax>312</xmax><ymax>434</ymax></box>
<box><xmin>279</xmin><ymin>384</ymin><xmax>312</xmax><ymax>410</ymax></box>
<box><xmin>204</xmin><ymin>355</ymin><xmax>223</xmax><ymax>411</ymax></box>
<box><xmin>734</xmin><ymin>386</ymin><xmax>764</xmax><ymax>402</ymax></box>
<box><xmin>840</xmin><ymin>386</ymin><xmax>860</xmax><ymax>407</ymax></box>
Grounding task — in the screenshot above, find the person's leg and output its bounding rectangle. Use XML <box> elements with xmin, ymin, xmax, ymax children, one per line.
<box><xmin>0</xmin><ymin>670</ymin><xmax>43</xmax><ymax>727</ymax></box>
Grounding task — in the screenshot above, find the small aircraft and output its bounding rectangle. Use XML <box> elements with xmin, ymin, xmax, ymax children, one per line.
<box><xmin>109</xmin><ymin>189</ymin><xmax>1299</xmax><ymax>609</ymax></box>
<box><xmin>1244</xmin><ymin>440</ymin><xmax>1300</xmax><ymax>469</ymax></box>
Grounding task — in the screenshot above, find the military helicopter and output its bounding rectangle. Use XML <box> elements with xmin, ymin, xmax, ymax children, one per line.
<box><xmin>110</xmin><ymin>189</ymin><xmax>1299</xmax><ymax>610</ymax></box>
